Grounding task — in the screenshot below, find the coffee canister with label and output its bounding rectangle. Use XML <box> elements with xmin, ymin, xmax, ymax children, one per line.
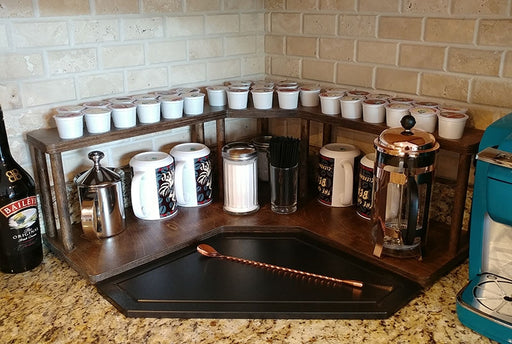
<box><xmin>356</xmin><ymin>153</ymin><xmax>375</xmax><ymax>219</ymax></box>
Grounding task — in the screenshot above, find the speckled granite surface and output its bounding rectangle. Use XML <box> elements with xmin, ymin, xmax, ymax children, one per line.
<box><xmin>0</xmin><ymin>249</ymin><xmax>495</xmax><ymax>344</ymax></box>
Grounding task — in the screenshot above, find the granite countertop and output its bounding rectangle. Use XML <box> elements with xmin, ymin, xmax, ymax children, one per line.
<box><xmin>0</xmin><ymin>249</ymin><xmax>495</xmax><ymax>344</ymax></box>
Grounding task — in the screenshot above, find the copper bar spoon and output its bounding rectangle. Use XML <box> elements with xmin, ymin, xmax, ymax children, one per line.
<box><xmin>197</xmin><ymin>243</ymin><xmax>364</xmax><ymax>288</ymax></box>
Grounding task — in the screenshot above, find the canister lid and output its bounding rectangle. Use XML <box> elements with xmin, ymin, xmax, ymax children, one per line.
<box><xmin>222</xmin><ymin>142</ymin><xmax>257</xmax><ymax>161</ymax></box>
<box><xmin>76</xmin><ymin>151</ymin><xmax>121</xmax><ymax>187</ymax></box>
<box><xmin>375</xmin><ymin>115</ymin><xmax>439</xmax><ymax>156</ymax></box>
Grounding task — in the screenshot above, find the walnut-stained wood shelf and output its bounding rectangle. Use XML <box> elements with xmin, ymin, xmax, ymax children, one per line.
<box><xmin>27</xmin><ymin>103</ymin><xmax>483</xmax><ymax>288</ymax></box>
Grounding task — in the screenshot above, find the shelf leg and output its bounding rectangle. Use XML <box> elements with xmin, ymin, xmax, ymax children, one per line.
<box><xmin>32</xmin><ymin>147</ymin><xmax>57</xmax><ymax>238</ymax></box>
<box><xmin>216</xmin><ymin>118</ymin><xmax>226</xmax><ymax>201</ymax></box>
<box><xmin>191</xmin><ymin>123</ymin><xmax>205</xmax><ymax>143</ymax></box>
<box><xmin>300</xmin><ymin>119</ymin><xmax>310</xmax><ymax>200</ymax></box>
<box><xmin>49</xmin><ymin>152</ymin><xmax>74</xmax><ymax>251</ymax></box>
<box><xmin>448</xmin><ymin>152</ymin><xmax>472</xmax><ymax>255</ymax></box>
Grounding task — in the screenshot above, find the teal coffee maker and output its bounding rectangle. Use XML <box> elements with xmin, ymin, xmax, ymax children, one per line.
<box><xmin>456</xmin><ymin>114</ymin><xmax>512</xmax><ymax>343</ymax></box>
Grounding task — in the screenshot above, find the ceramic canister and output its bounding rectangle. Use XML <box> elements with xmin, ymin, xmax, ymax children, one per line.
<box><xmin>317</xmin><ymin>143</ymin><xmax>360</xmax><ymax>207</ymax></box>
<box><xmin>170</xmin><ymin>143</ymin><xmax>213</xmax><ymax>207</ymax></box>
<box><xmin>129</xmin><ymin>152</ymin><xmax>178</xmax><ymax>220</ymax></box>
<box><xmin>356</xmin><ymin>153</ymin><xmax>375</xmax><ymax>219</ymax></box>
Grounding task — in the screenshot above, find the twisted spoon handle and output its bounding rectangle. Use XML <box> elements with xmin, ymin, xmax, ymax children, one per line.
<box><xmin>197</xmin><ymin>244</ymin><xmax>363</xmax><ymax>288</ymax></box>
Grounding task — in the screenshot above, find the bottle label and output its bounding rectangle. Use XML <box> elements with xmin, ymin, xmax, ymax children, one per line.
<box><xmin>0</xmin><ymin>196</ymin><xmax>41</xmax><ymax>250</ymax></box>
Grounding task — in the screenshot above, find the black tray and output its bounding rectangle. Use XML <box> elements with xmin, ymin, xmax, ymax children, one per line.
<box><xmin>96</xmin><ymin>226</ymin><xmax>421</xmax><ymax>318</ymax></box>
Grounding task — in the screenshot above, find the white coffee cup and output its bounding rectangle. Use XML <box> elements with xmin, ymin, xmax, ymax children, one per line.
<box><xmin>130</xmin><ymin>152</ymin><xmax>178</xmax><ymax>220</ymax></box>
<box><xmin>183</xmin><ymin>92</ymin><xmax>205</xmax><ymax>115</ymax></box>
<box><xmin>136</xmin><ymin>100</ymin><xmax>161</xmax><ymax>124</ymax></box>
<box><xmin>317</xmin><ymin>143</ymin><xmax>360</xmax><ymax>207</ymax></box>
<box><xmin>110</xmin><ymin>103</ymin><xmax>137</xmax><ymax>128</ymax></box>
<box><xmin>54</xmin><ymin>112</ymin><xmax>84</xmax><ymax>139</ymax></box>
<box><xmin>170</xmin><ymin>143</ymin><xmax>213</xmax><ymax>207</ymax></box>
<box><xmin>160</xmin><ymin>95</ymin><xmax>184</xmax><ymax>119</ymax></box>
<box><xmin>251</xmin><ymin>88</ymin><xmax>274</xmax><ymax>110</ymax></box>
<box><xmin>206</xmin><ymin>86</ymin><xmax>228</xmax><ymax>107</ymax></box>
<box><xmin>83</xmin><ymin>108</ymin><xmax>111</xmax><ymax>134</ymax></box>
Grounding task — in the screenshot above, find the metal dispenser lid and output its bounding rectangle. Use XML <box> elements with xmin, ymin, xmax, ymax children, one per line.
<box><xmin>76</xmin><ymin>151</ymin><xmax>121</xmax><ymax>187</ymax></box>
<box><xmin>375</xmin><ymin>115</ymin><xmax>439</xmax><ymax>156</ymax></box>
<box><xmin>222</xmin><ymin>142</ymin><xmax>257</xmax><ymax>161</ymax></box>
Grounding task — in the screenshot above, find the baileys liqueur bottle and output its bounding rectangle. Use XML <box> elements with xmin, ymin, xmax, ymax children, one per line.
<box><xmin>0</xmin><ymin>106</ymin><xmax>42</xmax><ymax>273</ymax></box>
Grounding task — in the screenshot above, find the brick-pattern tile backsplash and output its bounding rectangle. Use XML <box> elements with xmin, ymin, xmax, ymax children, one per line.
<box><xmin>0</xmin><ymin>0</ymin><xmax>265</xmax><ymax>170</ymax></box>
<box><xmin>266</xmin><ymin>0</ymin><xmax>512</xmax><ymax>131</ymax></box>
<box><xmin>2</xmin><ymin>0</ymin><xmax>512</xmax><ymax>176</ymax></box>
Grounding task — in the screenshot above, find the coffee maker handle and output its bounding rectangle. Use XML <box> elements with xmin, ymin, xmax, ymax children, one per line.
<box><xmin>130</xmin><ymin>171</ymin><xmax>147</xmax><ymax>219</ymax></box>
<box><xmin>81</xmin><ymin>198</ymin><xmax>100</xmax><ymax>240</ymax></box>
<box><xmin>405</xmin><ymin>175</ymin><xmax>419</xmax><ymax>245</ymax></box>
<box><xmin>342</xmin><ymin>160</ymin><xmax>354</xmax><ymax>205</ymax></box>
<box><xmin>174</xmin><ymin>160</ymin><xmax>185</xmax><ymax>204</ymax></box>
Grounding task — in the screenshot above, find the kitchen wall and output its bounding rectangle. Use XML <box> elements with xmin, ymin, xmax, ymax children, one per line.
<box><xmin>2</xmin><ymin>0</ymin><xmax>512</xmax><ymax>178</ymax></box>
<box><xmin>265</xmin><ymin>0</ymin><xmax>512</xmax><ymax>137</ymax></box>
<box><xmin>0</xmin><ymin>0</ymin><xmax>265</xmax><ymax>176</ymax></box>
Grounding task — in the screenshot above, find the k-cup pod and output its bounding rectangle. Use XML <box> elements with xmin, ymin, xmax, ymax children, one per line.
<box><xmin>108</xmin><ymin>97</ymin><xmax>134</xmax><ymax>105</ymax></box>
<box><xmin>183</xmin><ymin>92</ymin><xmax>205</xmax><ymax>115</ymax></box>
<box><xmin>439</xmin><ymin>105</ymin><xmax>468</xmax><ymax>114</ymax></box>
<box><xmin>319</xmin><ymin>91</ymin><xmax>343</xmax><ymax>115</ymax></box>
<box><xmin>136</xmin><ymin>99</ymin><xmax>161</xmax><ymax>123</ymax></box>
<box><xmin>227</xmin><ymin>88</ymin><xmax>249</xmax><ymax>110</ymax></box>
<box><xmin>414</xmin><ymin>101</ymin><xmax>439</xmax><ymax>109</ymax></box>
<box><xmin>410</xmin><ymin>107</ymin><xmax>439</xmax><ymax>133</ymax></box>
<box><xmin>83</xmin><ymin>101</ymin><xmax>110</xmax><ymax>109</ymax></box>
<box><xmin>299</xmin><ymin>85</ymin><xmax>321</xmax><ymax>107</ymax></box>
<box><xmin>55</xmin><ymin>105</ymin><xmax>84</xmax><ymax>114</ymax></box>
<box><xmin>276</xmin><ymin>80</ymin><xmax>299</xmax><ymax>90</ymax></box>
<box><xmin>389</xmin><ymin>97</ymin><xmax>415</xmax><ymax>105</ymax></box>
<box><xmin>54</xmin><ymin>112</ymin><xmax>84</xmax><ymax>139</ymax></box>
<box><xmin>160</xmin><ymin>95</ymin><xmax>184</xmax><ymax>119</ymax></box>
<box><xmin>277</xmin><ymin>88</ymin><xmax>299</xmax><ymax>109</ymax></box>
<box><xmin>251</xmin><ymin>88</ymin><xmax>274</xmax><ymax>110</ymax></box>
<box><xmin>206</xmin><ymin>86</ymin><xmax>228</xmax><ymax>107</ymax></box>
<box><xmin>132</xmin><ymin>93</ymin><xmax>157</xmax><ymax>102</ymax></box>
<box><xmin>362</xmin><ymin>99</ymin><xmax>387</xmax><ymax>123</ymax></box>
<box><xmin>340</xmin><ymin>95</ymin><xmax>364</xmax><ymax>119</ymax></box>
<box><xmin>368</xmin><ymin>93</ymin><xmax>391</xmax><ymax>100</ymax></box>
<box><xmin>386</xmin><ymin>103</ymin><xmax>411</xmax><ymax>127</ymax></box>
<box><xmin>347</xmin><ymin>90</ymin><xmax>370</xmax><ymax>97</ymax></box>
<box><xmin>83</xmin><ymin>108</ymin><xmax>111</xmax><ymax>134</ymax></box>
<box><xmin>110</xmin><ymin>103</ymin><xmax>137</xmax><ymax>128</ymax></box>
<box><xmin>438</xmin><ymin>112</ymin><xmax>469</xmax><ymax>139</ymax></box>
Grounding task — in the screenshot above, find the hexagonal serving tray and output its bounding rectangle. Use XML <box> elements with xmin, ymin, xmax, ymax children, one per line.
<box><xmin>96</xmin><ymin>226</ymin><xmax>421</xmax><ymax>318</ymax></box>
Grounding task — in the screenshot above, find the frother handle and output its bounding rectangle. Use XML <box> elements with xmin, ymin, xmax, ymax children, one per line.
<box><xmin>130</xmin><ymin>171</ymin><xmax>147</xmax><ymax>219</ymax></box>
<box><xmin>342</xmin><ymin>160</ymin><xmax>353</xmax><ymax>205</ymax></box>
<box><xmin>405</xmin><ymin>175</ymin><xmax>419</xmax><ymax>245</ymax></box>
<box><xmin>81</xmin><ymin>198</ymin><xmax>100</xmax><ymax>240</ymax></box>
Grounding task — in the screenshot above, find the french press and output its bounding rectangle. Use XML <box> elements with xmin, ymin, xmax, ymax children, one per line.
<box><xmin>372</xmin><ymin>115</ymin><xmax>439</xmax><ymax>259</ymax></box>
<box><xmin>76</xmin><ymin>151</ymin><xmax>125</xmax><ymax>239</ymax></box>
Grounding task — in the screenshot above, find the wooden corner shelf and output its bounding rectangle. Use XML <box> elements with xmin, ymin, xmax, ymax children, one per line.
<box><xmin>27</xmin><ymin>103</ymin><xmax>483</xmax><ymax>288</ymax></box>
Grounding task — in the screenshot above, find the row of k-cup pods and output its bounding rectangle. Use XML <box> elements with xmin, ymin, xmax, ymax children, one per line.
<box><xmin>53</xmin><ymin>88</ymin><xmax>206</xmax><ymax>139</ymax></box>
<box><xmin>318</xmin><ymin>90</ymin><xmax>469</xmax><ymax>140</ymax></box>
<box><xmin>206</xmin><ymin>80</ymin><xmax>321</xmax><ymax>110</ymax></box>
